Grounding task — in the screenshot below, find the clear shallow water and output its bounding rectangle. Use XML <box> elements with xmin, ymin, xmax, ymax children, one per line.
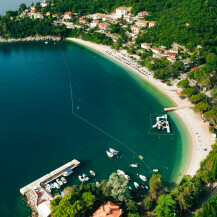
<box><xmin>0</xmin><ymin>41</ymin><xmax>189</xmax><ymax>216</ymax></box>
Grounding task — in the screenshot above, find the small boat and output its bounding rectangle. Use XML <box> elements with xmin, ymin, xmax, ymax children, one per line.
<box><xmin>106</xmin><ymin>150</ymin><xmax>114</xmax><ymax>158</ymax></box>
<box><xmin>109</xmin><ymin>148</ymin><xmax>119</xmax><ymax>155</ymax></box>
<box><xmin>79</xmin><ymin>174</ymin><xmax>89</xmax><ymax>182</ymax></box>
<box><xmin>139</xmin><ymin>155</ymin><xmax>143</xmax><ymax>160</ymax></box>
<box><xmin>56</xmin><ymin>179</ymin><xmax>63</xmax><ymax>186</ymax></box>
<box><xmin>45</xmin><ymin>184</ymin><xmax>51</xmax><ymax>189</ymax></box>
<box><xmin>45</xmin><ymin>41</ymin><xmax>48</xmax><ymax>44</ymax></box>
<box><xmin>139</xmin><ymin>175</ymin><xmax>147</xmax><ymax>182</ymax></box>
<box><xmin>140</xmin><ymin>185</ymin><xmax>144</xmax><ymax>189</ymax></box>
<box><xmin>90</xmin><ymin>170</ymin><xmax>95</xmax><ymax>176</ymax></box>
<box><xmin>145</xmin><ymin>186</ymin><xmax>149</xmax><ymax>189</ymax></box>
<box><xmin>129</xmin><ymin>187</ymin><xmax>132</xmax><ymax>190</ymax></box>
<box><xmin>117</xmin><ymin>170</ymin><xmax>125</xmax><ymax>176</ymax></box>
<box><xmin>53</xmin><ymin>182</ymin><xmax>60</xmax><ymax>189</ymax></box>
<box><xmin>134</xmin><ymin>182</ymin><xmax>139</xmax><ymax>188</ymax></box>
<box><xmin>130</xmin><ymin>164</ymin><xmax>138</xmax><ymax>167</ymax></box>
<box><xmin>61</xmin><ymin>177</ymin><xmax>67</xmax><ymax>184</ymax></box>
<box><xmin>50</xmin><ymin>183</ymin><xmax>55</xmax><ymax>189</ymax></box>
<box><xmin>46</xmin><ymin>187</ymin><xmax>51</xmax><ymax>192</ymax></box>
<box><xmin>96</xmin><ymin>181</ymin><xmax>100</xmax><ymax>187</ymax></box>
<box><xmin>153</xmin><ymin>169</ymin><xmax>158</xmax><ymax>172</ymax></box>
<box><xmin>124</xmin><ymin>174</ymin><xmax>131</xmax><ymax>180</ymax></box>
<box><xmin>63</xmin><ymin>169</ymin><xmax>73</xmax><ymax>177</ymax></box>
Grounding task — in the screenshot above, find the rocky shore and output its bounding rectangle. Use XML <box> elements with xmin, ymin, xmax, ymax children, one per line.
<box><xmin>0</xmin><ymin>36</ymin><xmax>61</xmax><ymax>43</ymax></box>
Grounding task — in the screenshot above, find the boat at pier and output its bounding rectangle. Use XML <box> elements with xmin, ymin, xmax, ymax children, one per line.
<box><xmin>61</xmin><ymin>177</ymin><xmax>67</xmax><ymax>184</ymax></box>
<box><xmin>53</xmin><ymin>182</ymin><xmax>60</xmax><ymax>189</ymax></box>
<box><xmin>63</xmin><ymin>169</ymin><xmax>73</xmax><ymax>177</ymax></box>
<box><xmin>109</xmin><ymin>148</ymin><xmax>119</xmax><ymax>155</ymax></box>
<box><xmin>56</xmin><ymin>179</ymin><xmax>63</xmax><ymax>186</ymax></box>
<box><xmin>50</xmin><ymin>183</ymin><xmax>55</xmax><ymax>189</ymax></box>
<box><xmin>106</xmin><ymin>150</ymin><xmax>114</xmax><ymax>158</ymax></box>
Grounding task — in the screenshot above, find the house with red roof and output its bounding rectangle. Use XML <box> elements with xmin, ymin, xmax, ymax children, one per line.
<box><xmin>149</xmin><ymin>21</ymin><xmax>156</xmax><ymax>27</ymax></box>
<box><xmin>137</xmin><ymin>20</ymin><xmax>149</xmax><ymax>27</ymax></box>
<box><xmin>90</xmin><ymin>20</ymin><xmax>99</xmax><ymax>28</ymax></box>
<box><xmin>131</xmin><ymin>26</ymin><xmax>140</xmax><ymax>34</ymax></box>
<box><xmin>93</xmin><ymin>201</ymin><xmax>123</xmax><ymax>217</ymax></box>
<box><xmin>169</xmin><ymin>48</ymin><xmax>179</xmax><ymax>54</ymax></box>
<box><xmin>141</xmin><ymin>43</ymin><xmax>151</xmax><ymax>50</ymax></box>
<box><xmin>138</xmin><ymin>11</ymin><xmax>149</xmax><ymax>17</ymax></box>
<box><xmin>41</xmin><ymin>2</ymin><xmax>49</xmax><ymax>7</ymax></box>
<box><xmin>93</xmin><ymin>13</ymin><xmax>104</xmax><ymax>20</ymax></box>
<box><xmin>167</xmin><ymin>56</ymin><xmax>176</xmax><ymax>63</ymax></box>
<box><xmin>98</xmin><ymin>23</ymin><xmax>109</xmax><ymax>30</ymax></box>
<box><xmin>116</xmin><ymin>7</ymin><xmax>128</xmax><ymax>16</ymax></box>
<box><xmin>63</xmin><ymin>12</ymin><xmax>72</xmax><ymax>20</ymax></box>
<box><xmin>151</xmin><ymin>47</ymin><xmax>162</xmax><ymax>54</ymax></box>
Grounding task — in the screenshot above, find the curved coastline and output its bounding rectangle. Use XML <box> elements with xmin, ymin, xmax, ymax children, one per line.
<box><xmin>66</xmin><ymin>37</ymin><xmax>213</xmax><ymax>180</ymax></box>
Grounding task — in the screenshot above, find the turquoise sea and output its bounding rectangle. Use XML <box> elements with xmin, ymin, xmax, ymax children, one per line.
<box><xmin>0</xmin><ymin>41</ymin><xmax>190</xmax><ymax>216</ymax></box>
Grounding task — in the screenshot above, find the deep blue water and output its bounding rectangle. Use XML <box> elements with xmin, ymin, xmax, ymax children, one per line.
<box><xmin>0</xmin><ymin>41</ymin><xmax>189</xmax><ymax>216</ymax></box>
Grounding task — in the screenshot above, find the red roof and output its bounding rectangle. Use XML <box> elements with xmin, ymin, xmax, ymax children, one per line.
<box><xmin>131</xmin><ymin>25</ymin><xmax>140</xmax><ymax>29</ymax></box>
<box><xmin>149</xmin><ymin>21</ymin><xmax>156</xmax><ymax>24</ymax></box>
<box><xmin>93</xmin><ymin>201</ymin><xmax>123</xmax><ymax>217</ymax></box>
<box><xmin>168</xmin><ymin>56</ymin><xmax>176</xmax><ymax>60</ymax></box>
<box><xmin>94</xmin><ymin>13</ymin><xmax>104</xmax><ymax>15</ymax></box>
<box><xmin>116</xmin><ymin>7</ymin><xmax>127</xmax><ymax>10</ymax></box>
<box><xmin>191</xmin><ymin>66</ymin><xmax>200</xmax><ymax>71</ymax></box>
<box><xmin>141</xmin><ymin>43</ymin><xmax>151</xmax><ymax>46</ymax></box>
<box><xmin>139</xmin><ymin>20</ymin><xmax>149</xmax><ymax>24</ymax></box>
<box><xmin>138</xmin><ymin>11</ymin><xmax>149</xmax><ymax>14</ymax></box>
<box><xmin>151</xmin><ymin>47</ymin><xmax>162</xmax><ymax>51</ymax></box>
<box><xmin>64</xmin><ymin>12</ymin><xmax>72</xmax><ymax>15</ymax></box>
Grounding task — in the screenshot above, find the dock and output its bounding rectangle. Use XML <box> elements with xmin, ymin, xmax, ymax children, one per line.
<box><xmin>20</xmin><ymin>159</ymin><xmax>80</xmax><ymax>215</ymax></box>
<box><xmin>164</xmin><ymin>107</ymin><xmax>178</xmax><ymax>111</ymax></box>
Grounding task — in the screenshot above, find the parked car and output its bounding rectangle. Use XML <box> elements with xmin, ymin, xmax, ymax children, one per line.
<box><xmin>33</xmin><ymin>186</ymin><xmax>42</xmax><ymax>197</ymax></box>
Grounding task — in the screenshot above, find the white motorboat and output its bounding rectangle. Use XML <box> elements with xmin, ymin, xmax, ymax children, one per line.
<box><xmin>50</xmin><ymin>183</ymin><xmax>55</xmax><ymax>189</ymax></box>
<box><xmin>61</xmin><ymin>177</ymin><xmax>67</xmax><ymax>184</ymax></box>
<box><xmin>53</xmin><ymin>182</ymin><xmax>60</xmax><ymax>189</ymax></box>
<box><xmin>46</xmin><ymin>187</ymin><xmax>51</xmax><ymax>192</ymax></box>
<box><xmin>90</xmin><ymin>170</ymin><xmax>95</xmax><ymax>176</ymax></box>
<box><xmin>134</xmin><ymin>182</ymin><xmax>139</xmax><ymax>188</ymax></box>
<box><xmin>109</xmin><ymin>148</ymin><xmax>119</xmax><ymax>155</ymax></box>
<box><xmin>79</xmin><ymin>174</ymin><xmax>89</xmax><ymax>182</ymax></box>
<box><xmin>117</xmin><ymin>170</ymin><xmax>125</xmax><ymax>176</ymax></box>
<box><xmin>139</xmin><ymin>175</ymin><xmax>147</xmax><ymax>182</ymax></box>
<box><xmin>45</xmin><ymin>184</ymin><xmax>51</xmax><ymax>189</ymax></box>
<box><xmin>145</xmin><ymin>186</ymin><xmax>149</xmax><ymax>189</ymax></box>
<box><xmin>124</xmin><ymin>174</ymin><xmax>131</xmax><ymax>180</ymax></box>
<box><xmin>129</xmin><ymin>187</ymin><xmax>132</xmax><ymax>190</ymax></box>
<box><xmin>106</xmin><ymin>150</ymin><xmax>114</xmax><ymax>158</ymax></box>
<box><xmin>130</xmin><ymin>164</ymin><xmax>138</xmax><ymax>167</ymax></box>
<box><xmin>45</xmin><ymin>41</ymin><xmax>48</xmax><ymax>44</ymax></box>
<box><xmin>96</xmin><ymin>181</ymin><xmax>100</xmax><ymax>187</ymax></box>
<box><xmin>56</xmin><ymin>179</ymin><xmax>63</xmax><ymax>186</ymax></box>
<box><xmin>63</xmin><ymin>169</ymin><xmax>73</xmax><ymax>177</ymax></box>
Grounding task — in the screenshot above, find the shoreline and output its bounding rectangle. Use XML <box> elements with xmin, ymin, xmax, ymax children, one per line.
<box><xmin>66</xmin><ymin>37</ymin><xmax>214</xmax><ymax>179</ymax></box>
<box><xmin>0</xmin><ymin>36</ymin><xmax>61</xmax><ymax>43</ymax></box>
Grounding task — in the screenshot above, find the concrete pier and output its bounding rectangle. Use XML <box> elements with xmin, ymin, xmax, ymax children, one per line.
<box><xmin>20</xmin><ymin>159</ymin><xmax>80</xmax><ymax>215</ymax></box>
<box><xmin>164</xmin><ymin>107</ymin><xmax>178</xmax><ymax>111</ymax></box>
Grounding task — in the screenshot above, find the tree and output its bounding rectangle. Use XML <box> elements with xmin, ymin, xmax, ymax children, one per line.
<box><xmin>189</xmin><ymin>93</ymin><xmax>206</xmax><ymax>104</ymax></box>
<box><xmin>149</xmin><ymin>174</ymin><xmax>164</xmax><ymax>201</ymax></box>
<box><xmin>143</xmin><ymin>195</ymin><xmax>155</xmax><ymax>211</ymax></box>
<box><xmin>107</xmin><ymin>173</ymin><xmax>131</xmax><ymax>202</ymax></box>
<box><xmin>128</xmin><ymin>213</ymin><xmax>141</xmax><ymax>217</ymax></box>
<box><xmin>19</xmin><ymin>3</ymin><xmax>27</xmax><ymax>14</ymax></box>
<box><xmin>155</xmin><ymin>194</ymin><xmax>177</xmax><ymax>217</ymax></box>
<box><xmin>181</xmin><ymin>87</ymin><xmax>196</xmax><ymax>98</ymax></box>
<box><xmin>126</xmin><ymin>200</ymin><xmax>138</xmax><ymax>213</ymax></box>
<box><xmin>193</xmin><ymin>101</ymin><xmax>210</xmax><ymax>113</ymax></box>
<box><xmin>177</xmin><ymin>79</ymin><xmax>189</xmax><ymax>88</ymax></box>
<box><xmin>82</xmin><ymin>192</ymin><xmax>95</xmax><ymax>207</ymax></box>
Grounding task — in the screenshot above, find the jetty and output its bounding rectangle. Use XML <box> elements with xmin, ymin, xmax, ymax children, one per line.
<box><xmin>20</xmin><ymin>159</ymin><xmax>80</xmax><ymax>216</ymax></box>
<box><xmin>164</xmin><ymin>107</ymin><xmax>178</xmax><ymax>111</ymax></box>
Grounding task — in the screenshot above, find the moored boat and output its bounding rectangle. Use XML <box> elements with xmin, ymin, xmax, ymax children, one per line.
<box><xmin>109</xmin><ymin>148</ymin><xmax>119</xmax><ymax>155</ymax></box>
<box><xmin>96</xmin><ymin>181</ymin><xmax>100</xmax><ymax>187</ymax></box>
<box><xmin>134</xmin><ymin>182</ymin><xmax>139</xmax><ymax>188</ymax></box>
<box><xmin>139</xmin><ymin>175</ymin><xmax>147</xmax><ymax>182</ymax></box>
<box><xmin>50</xmin><ymin>183</ymin><xmax>55</xmax><ymax>189</ymax></box>
<box><xmin>145</xmin><ymin>186</ymin><xmax>149</xmax><ymax>189</ymax></box>
<box><xmin>139</xmin><ymin>155</ymin><xmax>143</xmax><ymax>160</ymax></box>
<box><xmin>53</xmin><ymin>182</ymin><xmax>60</xmax><ymax>189</ymax></box>
<box><xmin>90</xmin><ymin>170</ymin><xmax>95</xmax><ymax>176</ymax></box>
<box><xmin>130</xmin><ymin>164</ymin><xmax>138</xmax><ymax>167</ymax></box>
<box><xmin>124</xmin><ymin>174</ymin><xmax>131</xmax><ymax>180</ymax></box>
<box><xmin>79</xmin><ymin>174</ymin><xmax>89</xmax><ymax>182</ymax></box>
<box><xmin>117</xmin><ymin>170</ymin><xmax>125</xmax><ymax>176</ymax></box>
<box><xmin>61</xmin><ymin>177</ymin><xmax>67</xmax><ymax>184</ymax></box>
<box><xmin>56</xmin><ymin>179</ymin><xmax>63</xmax><ymax>186</ymax></box>
<box><xmin>153</xmin><ymin>169</ymin><xmax>158</xmax><ymax>172</ymax></box>
<box><xmin>63</xmin><ymin>169</ymin><xmax>73</xmax><ymax>177</ymax></box>
<box><xmin>106</xmin><ymin>150</ymin><xmax>114</xmax><ymax>158</ymax></box>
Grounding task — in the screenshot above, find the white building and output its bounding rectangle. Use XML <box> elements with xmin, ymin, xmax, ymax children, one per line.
<box><xmin>41</xmin><ymin>2</ymin><xmax>48</xmax><ymax>7</ymax></box>
<box><xmin>63</xmin><ymin>12</ymin><xmax>72</xmax><ymax>20</ymax></box>
<box><xmin>167</xmin><ymin>56</ymin><xmax>176</xmax><ymax>63</ymax></box>
<box><xmin>116</xmin><ymin>7</ymin><xmax>128</xmax><ymax>16</ymax></box>
<box><xmin>102</xmin><ymin>16</ymin><xmax>108</xmax><ymax>21</ymax></box>
<box><xmin>131</xmin><ymin>26</ymin><xmax>140</xmax><ymax>34</ymax></box>
<box><xmin>141</xmin><ymin>43</ymin><xmax>151</xmax><ymax>50</ymax></box>
<box><xmin>137</xmin><ymin>20</ymin><xmax>148</xmax><ymax>27</ymax></box>
<box><xmin>34</xmin><ymin>12</ymin><xmax>44</xmax><ymax>19</ymax></box>
<box><xmin>138</xmin><ymin>11</ymin><xmax>149</xmax><ymax>17</ymax></box>
<box><xmin>149</xmin><ymin>21</ymin><xmax>156</xmax><ymax>27</ymax></box>
<box><xmin>93</xmin><ymin>13</ymin><xmax>104</xmax><ymax>20</ymax></box>
<box><xmin>98</xmin><ymin>23</ymin><xmax>109</xmax><ymax>30</ymax></box>
<box><xmin>37</xmin><ymin>202</ymin><xmax>51</xmax><ymax>217</ymax></box>
<box><xmin>123</xmin><ymin>16</ymin><xmax>133</xmax><ymax>23</ymax></box>
<box><xmin>169</xmin><ymin>48</ymin><xmax>179</xmax><ymax>54</ymax></box>
<box><xmin>90</xmin><ymin>20</ymin><xmax>99</xmax><ymax>28</ymax></box>
<box><xmin>151</xmin><ymin>47</ymin><xmax>162</xmax><ymax>54</ymax></box>
<box><xmin>79</xmin><ymin>19</ymin><xmax>87</xmax><ymax>24</ymax></box>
